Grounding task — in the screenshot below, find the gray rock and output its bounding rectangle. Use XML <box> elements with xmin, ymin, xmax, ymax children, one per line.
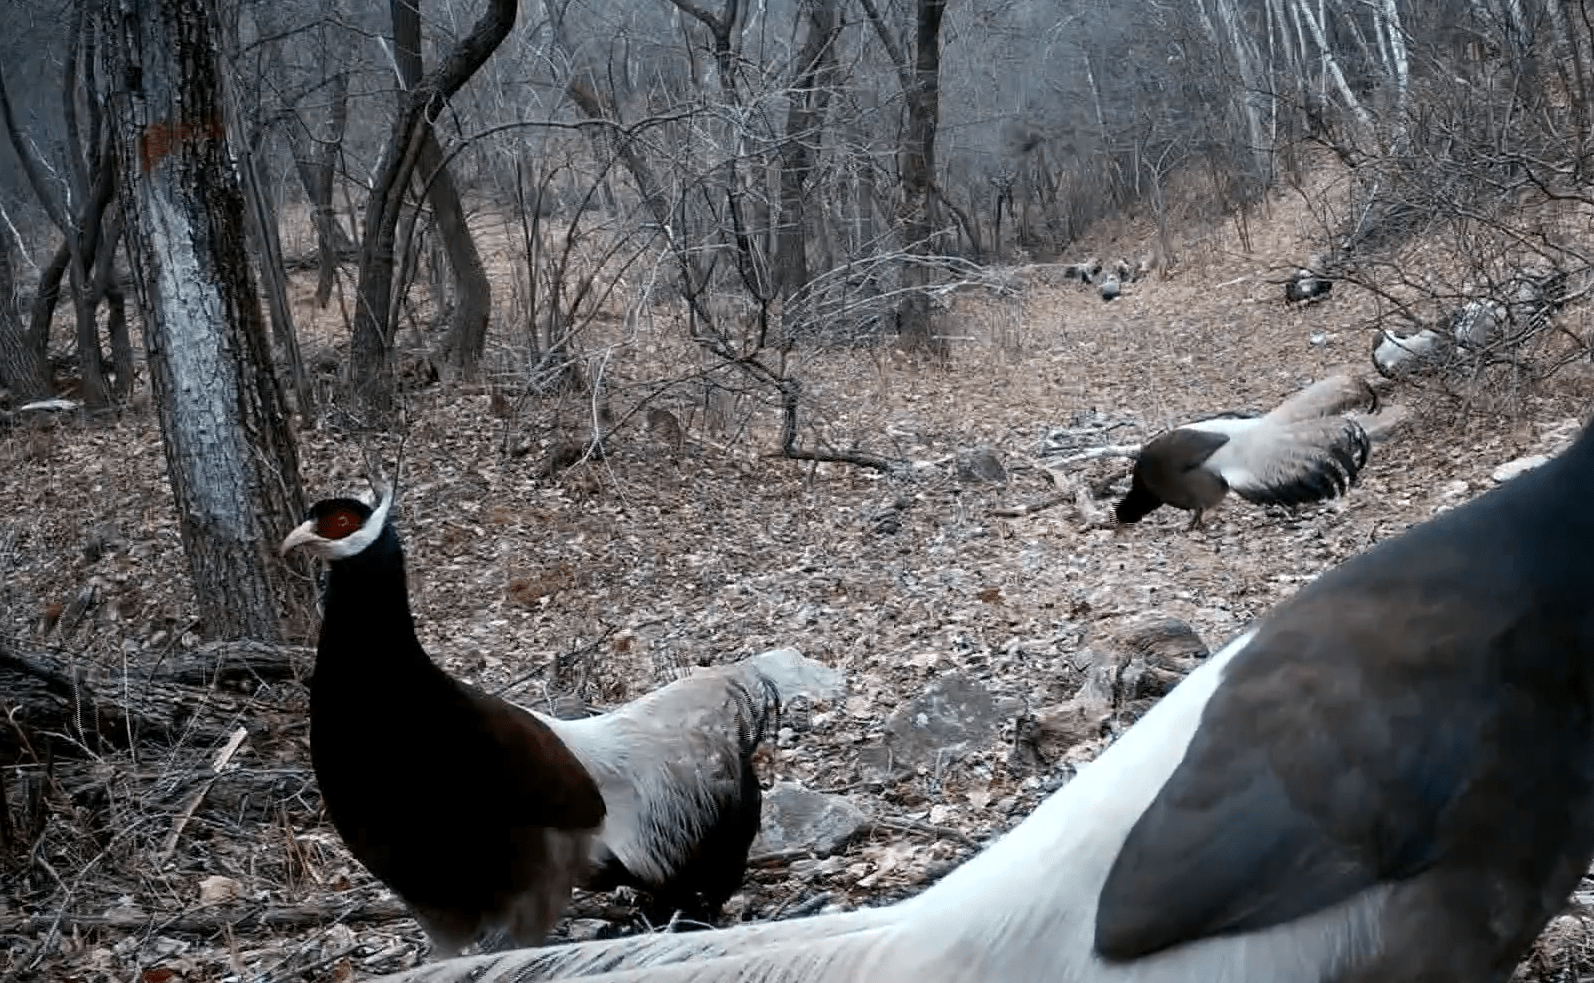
<box><xmin>752</xmin><ymin>782</ymin><xmax>870</xmax><ymax>857</ymax></box>
<box><xmin>956</xmin><ymin>446</ymin><xmax>1007</xmax><ymax>484</ymax></box>
<box><xmin>863</xmin><ymin>673</ymin><xmax>1000</xmax><ymax>780</ymax></box>
<box><xmin>1492</xmin><ymin>455</ymin><xmax>1550</xmax><ymax>484</ymax></box>
<box><xmin>564</xmin><ymin>919</ymin><xmax>613</xmax><ymax>942</ymax></box>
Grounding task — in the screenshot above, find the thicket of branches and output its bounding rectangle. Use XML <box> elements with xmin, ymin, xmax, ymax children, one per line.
<box><xmin>2</xmin><ymin>0</ymin><xmax>1589</xmax><ymax>418</ymax></box>
<box><xmin>0</xmin><ymin>0</ymin><xmax>1590</xmax><ymax>634</ymax></box>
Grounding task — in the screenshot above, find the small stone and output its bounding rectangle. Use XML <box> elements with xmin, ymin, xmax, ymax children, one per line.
<box><xmin>752</xmin><ymin>782</ymin><xmax>870</xmax><ymax>857</ymax></box>
<box><xmin>1492</xmin><ymin>455</ymin><xmax>1549</xmax><ymax>484</ymax></box>
<box><xmin>956</xmin><ymin>447</ymin><xmax>1007</xmax><ymax>484</ymax></box>
<box><xmin>565</xmin><ymin>919</ymin><xmax>610</xmax><ymax>942</ymax></box>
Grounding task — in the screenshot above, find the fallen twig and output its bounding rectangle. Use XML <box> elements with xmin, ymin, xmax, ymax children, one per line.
<box><xmin>1</xmin><ymin>898</ymin><xmax>414</xmax><ymax>936</ymax></box>
<box><xmin>867</xmin><ymin>816</ymin><xmax>978</xmax><ymax>848</ymax></box>
<box><xmin>991</xmin><ymin>494</ymin><xmax>1070</xmax><ymax>518</ymax></box>
<box><xmin>154</xmin><ymin>726</ymin><xmax>248</xmax><ymax>866</ymax></box>
<box><xmin>764</xmin><ymin>889</ymin><xmax>834</xmax><ymax>922</ymax></box>
<box><xmin>746</xmin><ymin>847</ymin><xmax>818</xmax><ymax>868</ymax></box>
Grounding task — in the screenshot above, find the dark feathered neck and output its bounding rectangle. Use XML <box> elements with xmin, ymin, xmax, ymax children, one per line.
<box><xmin>314</xmin><ymin>522</ymin><xmax>437</xmax><ymax>683</ymax></box>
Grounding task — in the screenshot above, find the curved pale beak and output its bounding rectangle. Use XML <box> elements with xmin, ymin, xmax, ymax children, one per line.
<box><xmin>279</xmin><ymin>519</ymin><xmax>321</xmax><ymax>556</ymax></box>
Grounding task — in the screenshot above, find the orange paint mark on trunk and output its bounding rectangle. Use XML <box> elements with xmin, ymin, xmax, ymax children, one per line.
<box><xmin>138</xmin><ymin>113</ymin><xmax>225</xmax><ymax>173</ymax></box>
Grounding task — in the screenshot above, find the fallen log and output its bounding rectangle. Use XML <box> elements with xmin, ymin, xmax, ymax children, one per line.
<box><xmin>1</xmin><ymin>640</ymin><xmax>312</xmax><ymax>763</ymax></box>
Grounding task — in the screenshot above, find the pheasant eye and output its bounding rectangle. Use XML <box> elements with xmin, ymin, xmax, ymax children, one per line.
<box><xmin>318</xmin><ymin>508</ymin><xmax>363</xmax><ymax>540</ymax></box>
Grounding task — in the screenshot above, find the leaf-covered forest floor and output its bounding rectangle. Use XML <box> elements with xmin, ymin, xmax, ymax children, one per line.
<box><xmin>4</xmin><ymin>180</ymin><xmax>1594</xmax><ymax>982</ymax></box>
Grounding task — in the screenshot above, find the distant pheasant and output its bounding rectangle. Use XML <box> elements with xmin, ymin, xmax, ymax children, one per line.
<box><xmin>1115</xmin><ymin>374</ymin><xmax>1379</xmax><ymax>530</ymax></box>
<box><xmin>1284</xmin><ymin>268</ymin><xmax>1332</xmax><ymax>304</ymax></box>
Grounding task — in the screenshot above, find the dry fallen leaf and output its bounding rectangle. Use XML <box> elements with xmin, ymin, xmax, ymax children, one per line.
<box><xmin>197</xmin><ymin>875</ymin><xmax>241</xmax><ymax>905</ymax></box>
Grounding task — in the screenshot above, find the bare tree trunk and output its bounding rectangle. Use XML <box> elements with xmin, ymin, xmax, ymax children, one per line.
<box><xmin>775</xmin><ymin>0</ymin><xmax>839</xmax><ymax>309</ymax></box>
<box><xmin>25</xmin><ymin>241</ymin><xmax>70</xmax><ymax>358</ymax></box>
<box><xmin>1292</xmin><ymin>0</ymin><xmax>1373</xmax><ymax>130</ymax></box>
<box><xmin>0</xmin><ymin>35</ymin><xmax>119</xmax><ymax>410</ymax></box>
<box><xmin>0</xmin><ymin>236</ymin><xmax>53</xmax><ymax>402</ymax></box>
<box><xmin>1210</xmin><ymin>0</ymin><xmax>1273</xmax><ymax>183</ymax></box>
<box><xmin>99</xmin><ymin>0</ymin><xmax>310</xmax><ymax>642</ymax></box>
<box><xmin>860</xmin><ymin>0</ymin><xmax>948</xmax><ymax>354</ymax></box>
<box><xmin>349</xmin><ymin>0</ymin><xmax>518</xmax><ymax>421</ymax></box>
<box><xmin>66</xmin><ymin>147</ymin><xmax>116</xmax><ymax>410</ymax></box>
<box><xmin>1375</xmin><ymin>0</ymin><xmax>1410</xmax><ymax>145</ymax></box>
<box><xmin>101</xmin><ymin>278</ymin><xmax>132</xmax><ymax>403</ymax></box>
<box><xmin>561</xmin><ymin>64</ymin><xmax>693</xmax><ymax>340</ymax></box>
<box><xmin>667</xmin><ymin>0</ymin><xmax>774</xmax><ymax>306</ymax></box>
<box><xmin>392</xmin><ymin>0</ymin><xmax>491</xmax><ymax>379</ymax></box>
<box><xmin>417</xmin><ymin>134</ymin><xmax>491</xmax><ymax>378</ymax></box>
<box><xmin>1544</xmin><ymin>0</ymin><xmax>1592</xmax><ymax>155</ymax></box>
<box><xmin>88</xmin><ymin>206</ymin><xmax>134</xmax><ymax>401</ymax></box>
<box><xmin>565</xmin><ymin>79</ymin><xmax>672</xmax><ymax>227</ymax></box>
<box><xmin>313</xmin><ymin>71</ymin><xmax>355</xmax><ymax>305</ymax></box>
<box><xmin>278</xmin><ymin>68</ymin><xmax>356</xmax><ymax>308</ymax></box>
<box><xmin>67</xmin><ymin>254</ymin><xmax>109</xmax><ymax>407</ymax></box>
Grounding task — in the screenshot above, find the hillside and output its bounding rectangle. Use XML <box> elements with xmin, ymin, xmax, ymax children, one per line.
<box><xmin>3</xmin><ymin>183</ymin><xmax>1593</xmax><ymax>982</ymax></box>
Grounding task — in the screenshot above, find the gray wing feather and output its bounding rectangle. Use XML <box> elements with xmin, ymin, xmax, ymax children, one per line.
<box><xmin>1205</xmin><ymin>417</ymin><xmax>1370</xmax><ymax>507</ymax></box>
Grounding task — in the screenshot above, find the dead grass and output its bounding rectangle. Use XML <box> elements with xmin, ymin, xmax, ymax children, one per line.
<box><xmin>3</xmin><ymin>174</ymin><xmax>1593</xmax><ymax>983</ymax></box>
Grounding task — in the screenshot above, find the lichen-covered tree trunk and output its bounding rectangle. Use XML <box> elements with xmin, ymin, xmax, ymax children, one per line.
<box><xmin>0</xmin><ymin>237</ymin><xmax>54</xmax><ymax>402</ymax></box>
<box><xmin>98</xmin><ymin>0</ymin><xmax>310</xmax><ymax>642</ymax></box>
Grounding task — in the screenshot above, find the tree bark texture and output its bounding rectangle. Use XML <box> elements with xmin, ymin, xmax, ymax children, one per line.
<box><xmin>350</xmin><ymin>0</ymin><xmax>518</xmax><ymax>421</ymax></box>
<box><xmin>898</xmin><ymin>0</ymin><xmax>948</xmax><ymax>354</ymax></box>
<box><xmin>0</xmin><ymin>242</ymin><xmax>53</xmax><ymax>402</ymax></box>
<box><xmin>98</xmin><ymin>0</ymin><xmax>309</xmax><ymax>643</ymax></box>
<box><xmin>775</xmin><ymin>0</ymin><xmax>840</xmax><ymax>310</ymax></box>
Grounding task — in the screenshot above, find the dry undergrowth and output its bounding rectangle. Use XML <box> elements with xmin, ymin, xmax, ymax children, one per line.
<box><xmin>3</xmin><ymin>179</ymin><xmax>1594</xmax><ymax>983</ymax></box>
